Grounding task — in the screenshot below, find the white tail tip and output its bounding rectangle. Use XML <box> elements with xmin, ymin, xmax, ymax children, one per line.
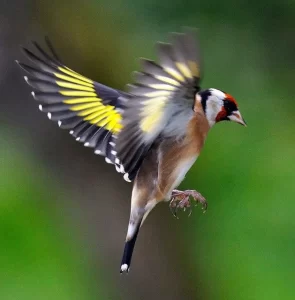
<box><xmin>120</xmin><ymin>264</ymin><xmax>129</xmax><ymax>273</ymax></box>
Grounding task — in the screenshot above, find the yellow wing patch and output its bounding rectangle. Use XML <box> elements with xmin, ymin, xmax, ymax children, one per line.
<box><xmin>175</xmin><ymin>62</ymin><xmax>193</xmax><ymax>79</ymax></box>
<box><xmin>66</xmin><ymin>98</ymin><xmax>122</xmax><ymax>134</ymax></box>
<box><xmin>140</xmin><ymin>98</ymin><xmax>166</xmax><ymax>132</ymax></box>
<box><xmin>51</xmin><ymin>67</ymin><xmax>123</xmax><ymax>134</ymax></box>
<box><xmin>188</xmin><ymin>61</ymin><xmax>200</xmax><ymax>77</ymax></box>
<box><xmin>19</xmin><ymin>40</ymin><xmax>126</xmax><ymax>171</ymax></box>
<box><xmin>56</xmin><ymin>81</ymin><xmax>95</xmax><ymax>91</ymax></box>
<box><xmin>54</xmin><ymin>72</ymin><xmax>93</xmax><ymax>87</ymax></box>
<box><xmin>163</xmin><ymin>67</ymin><xmax>185</xmax><ymax>82</ymax></box>
<box><xmin>60</xmin><ymin>91</ymin><xmax>97</xmax><ymax>97</ymax></box>
<box><xmin>63</xmin><ymin>97</ymin><xmax>98</xmax><ymax>104</ymax></box>
<box><xmin>58</xmin><ymin>66</ymin><xmax>92</xmax><ymax>83</ymax></box>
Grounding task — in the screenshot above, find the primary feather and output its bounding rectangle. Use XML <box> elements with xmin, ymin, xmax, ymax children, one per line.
<box><xmin>116</xmin><ymin>28</ymin><xmax>202</xmax><ymax>180</ymax></box>
<box><xmin>17</xmin><ymin>28</ymin><xmax>202</xmax><ymax>182</ymax></box>
<box><xmin>17</xmin><ymin>39</ymin><xmax>126</xmax><ymax>174</ymax></box>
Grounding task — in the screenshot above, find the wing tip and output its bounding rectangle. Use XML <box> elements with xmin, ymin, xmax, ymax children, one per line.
<box><xmin>123</xmin><ymin>173</ymin><xmax>131</xmax><ymax>182</ymax></box>
<box><xmin>21</xmin><ymin>46</ymin><xmax>31</xmax><ymax>57</ymax></box>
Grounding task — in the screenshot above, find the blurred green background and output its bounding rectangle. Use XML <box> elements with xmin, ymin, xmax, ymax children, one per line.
<box><xmin>1</xmin><ymin>0</ymin><xmax>295</xmax><ymax>299</ymax></box>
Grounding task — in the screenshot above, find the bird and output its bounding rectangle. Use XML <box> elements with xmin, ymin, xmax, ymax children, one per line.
<box><xmin>16</xmin><ymin>28</ymin><xmax>246</xmax><ymax>273</ymax></box>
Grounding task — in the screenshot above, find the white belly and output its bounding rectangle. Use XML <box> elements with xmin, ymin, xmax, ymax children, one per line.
<box><xmin>165</xmin><ymin>155</ymin><xmax>198</xmax><ymax>200</ymax></box>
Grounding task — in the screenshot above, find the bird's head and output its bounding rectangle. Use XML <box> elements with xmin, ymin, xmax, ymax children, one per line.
<box><xmin>197</xmin><ymin>88</ymin><xmax>246</xmax><ymax>127</ymax></box>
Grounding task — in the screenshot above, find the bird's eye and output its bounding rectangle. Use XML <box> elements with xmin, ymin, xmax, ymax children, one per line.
<box><xmin>223</xmin><ymin>99</ymin><xmax>237</xmax><ymax>113</ymax></box>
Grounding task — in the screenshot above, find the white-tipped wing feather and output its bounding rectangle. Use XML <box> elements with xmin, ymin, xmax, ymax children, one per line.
<box><xmin>117</xmin><ymin>28</ymin><xmax>202</xmax><ymax>181</ymax></box>
<box><xmin>17</xmin><ymin>39</ymin><xmax>127</xmax><ymax>176</ymax></box>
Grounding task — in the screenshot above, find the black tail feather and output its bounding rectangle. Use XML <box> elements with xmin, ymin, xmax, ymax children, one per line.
<box><xmin>120</xmin><ymin>223</ymin><xmax>141</xmax><ymax>273</ymax></box>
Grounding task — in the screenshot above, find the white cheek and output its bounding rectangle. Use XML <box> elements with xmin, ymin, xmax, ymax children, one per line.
<box><xmin>206</xmin><ymin>97</ymin><xmax>223</xmax><ymax>127</ymax></box>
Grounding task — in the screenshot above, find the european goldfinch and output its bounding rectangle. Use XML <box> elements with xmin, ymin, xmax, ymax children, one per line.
<box><xmin>16</xmin><ymin>29</ymin><xmax>246</xmax><ymax>273</ymax></box>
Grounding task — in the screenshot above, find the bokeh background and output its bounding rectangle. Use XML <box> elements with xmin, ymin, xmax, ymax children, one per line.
<box><xmin>1</xmin><ymin>1</ymin><xmax>295</xmax><ymax>299</ymax></box>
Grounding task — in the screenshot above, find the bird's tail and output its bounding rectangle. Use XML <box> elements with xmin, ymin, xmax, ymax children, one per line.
<box><xmin>120</xmin><ymin>219</ymin><xmax>142</xmax><ymax>273</ymax></box>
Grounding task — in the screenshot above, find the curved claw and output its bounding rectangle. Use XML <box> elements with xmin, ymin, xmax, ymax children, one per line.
<box><xmin>189</xmin><ymin>191</ymin><xmax>208</xmax><ymax>212</ymax></box>
<box><xmin>202</xmin><ymin>202</ymin><xmax>208</xmax><ymax>212</ymax></box>
<box><xmin>169</xmin><ymin>198</ymin><xmax>179</xmax><ymax>218</ymax></box>
<box><xmin>188</xmin><ymin>206</ymin><xmax>193</xmax><ymax>217</ymax></box>
<box><xmin>170</xmin><ymin>206</ymin><xmax>177</xmax><ymax>218</ymax></box>
<box><xmin>198</xmin><ymin>199</ymin><xmax>208</xmax><ymax>212</ymax></box>
<box><xmin>170</xmin><ymin>189</ymin><xmax>207</xmax><ymax>217</ymax></box>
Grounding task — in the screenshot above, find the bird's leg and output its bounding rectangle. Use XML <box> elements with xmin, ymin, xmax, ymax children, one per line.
<box><xmin>169</xmin><ymin>189</ymin><xmax>207</xmax><ymax>217</ymax></box>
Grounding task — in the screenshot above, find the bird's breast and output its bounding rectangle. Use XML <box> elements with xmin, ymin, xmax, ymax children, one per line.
<box><xmin>165</xmin><ymin>154</ymin><xmax>198</xmax><ymax>199</ymax></box>
<box><xmin>156</xmin><ymin>112</ymin><xmax>210</xmax><ymax>201</ymax></box>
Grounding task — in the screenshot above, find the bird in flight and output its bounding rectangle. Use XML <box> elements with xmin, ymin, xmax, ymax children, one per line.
<box><xmin>17</xmin><ymin>28</ymin><xmax>246</xmax><ymax>273</ymax></box>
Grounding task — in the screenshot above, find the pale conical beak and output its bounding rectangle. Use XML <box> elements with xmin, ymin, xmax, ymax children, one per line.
<box><xmin>228</xmin><ymin>110</ymin><xmax>247</xmax><ymax>126</ymax></box>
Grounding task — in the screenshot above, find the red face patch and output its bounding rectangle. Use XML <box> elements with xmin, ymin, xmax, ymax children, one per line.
<box><xmin>215</xmin><ymin>107</ymin><xmax>227</xmax><ymax>122</ymax></box>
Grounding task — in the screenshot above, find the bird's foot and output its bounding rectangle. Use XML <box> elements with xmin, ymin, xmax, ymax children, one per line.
<box><xmin>169</xmin><ymin>189</ymin><xmax>207</xmax><ymax>218</ymax></box>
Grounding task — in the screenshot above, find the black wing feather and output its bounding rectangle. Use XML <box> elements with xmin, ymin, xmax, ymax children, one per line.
<box><xmin>116</xmin><ymin>29</ymin><xmax>202</xmax><ymax>180</ymax></box>
<box><xmin>17</xmin><ymin>39</ymin><xmax>127</xmax><ymax>179</ymax></box>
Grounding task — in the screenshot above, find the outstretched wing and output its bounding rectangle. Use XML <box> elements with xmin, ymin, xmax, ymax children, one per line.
<box><xmin>17</xmin><ymin>38</ymin><xmax>126</xmax><ymax>172</ymax></box>
<box><xmin>116</xmin><ymin>28</ymin><xmax>202</xmax><ymax>181</ymax></box>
